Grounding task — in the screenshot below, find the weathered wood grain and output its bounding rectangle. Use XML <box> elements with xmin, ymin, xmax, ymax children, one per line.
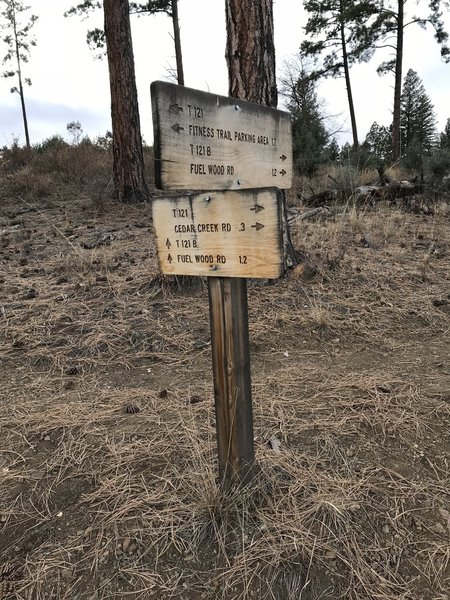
<box><xmin>208</xmin><ymin>277</ymin><xmax>254</xmax><ymax>485</ymax></box>
<box><xmin>151</xmin><ymin>81</ymin><xmax>292</xmax><ymax>191</ymax></box>
<box><xmin>152</xmin><ymin>188</ymin><xmax>283</xmax><ymax>279</ymax></box>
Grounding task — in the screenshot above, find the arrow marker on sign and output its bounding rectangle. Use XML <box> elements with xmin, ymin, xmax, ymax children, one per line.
<box><xmin>250</xmin><ymin>204</ymin><xmax>265</xmax><ymax>214</ymax></box>
<box><xmin>280</xmin><ymin>154</ymin><xmax>287</xmax><ymax>161</ymax></box>
<box><xmin>171</xmin><ymin>123</ymin><xmax>184</xmax><ymax>133</ymax></box>
<box><xmin>280</xmin><ymin>169</ymin><xmax>287</xmax><ymax>176</ymax></box>
<box><xmin>167</xmin><ymin>254</ymin><xmax>173</xmax><ymax>263</ymax></box>
<box><xmin>165</xmin><ymin>238</ymin><xmax>171</xmax><ymax>248</ymax></box>
<box><xmin>251</xmin><ymin>222</ymin><xmax>265</xmax><ymax>231</ymax></box>
<box><xmin>169</xmin><ymin>103</ymin><xmax>183</xmax><ymax>113</ymax></box>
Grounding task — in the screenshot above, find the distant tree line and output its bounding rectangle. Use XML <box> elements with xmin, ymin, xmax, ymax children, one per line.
<box><xmin>285</xmin><ymin>57</ymin><xmax>450</xmax><ymax>179</ymax></box>
<box><xmin>289</xmin><ymin>0</ymin><xmax>450</xmax><ymax>177</ymax></box>
<box><xmin>2</xmin><ymin>0</ymin><xmax>450</xmax><ymax>202</ymax></box>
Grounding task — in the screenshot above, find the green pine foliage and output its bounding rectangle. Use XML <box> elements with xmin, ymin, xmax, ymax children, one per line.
<box><xmin>440</xmin><ymin>118</ymin><xmax>450</xmax><ymax>148</ymax></box>
<box><xmin>301</xmin><ymin>0</ymin><xmax>381</xmax><ymax>147</ymax></box>
<box><xmin>302</xmin><ymin>0</ymin><xmax>379</xmax><ymax>76</ymax></box>
<box><xmin>65</xmin><ymin>0</ymin><xmax>172</xmax><ymax>55</ymax></box>
<box><xmin>280</xmin><ymin>57</ymin><xmax>329</xmax><ymax>176</ymax></box>
<box><xmin>363</xmin><ymin>122</ymin><xmax>392</xmax><ymax>162</ymax></box>
<box><xmin>426</xmin><ymin>118</ymin><xmax>450</xmax><ymax>181</ymax></box>
<box><xmin>400</xmin><ymin>69</ymin><xmax>437</xmax><ymax>168</ymax></box>
<box><xmin>326</xmin><ymin>138</ymin><xmax>341</xmax><ymax>162</ymax></box>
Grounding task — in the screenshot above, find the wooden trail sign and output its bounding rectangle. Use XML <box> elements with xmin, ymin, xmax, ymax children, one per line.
<box><xmin>151</xmin><ymin>80</ymin><xmax>293</xmax><ymax>487</ymax></box>
<box><xmin>151</xmin><ymin>81</ymin><xmax>292</xmax><ymax>191</ymax></box>
<box><xmin>153</xmin><ymin>188</ymin><xmax>283</xmax><ymax>279</ymax></box>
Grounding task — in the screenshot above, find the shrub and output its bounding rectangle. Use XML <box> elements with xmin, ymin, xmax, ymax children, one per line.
<box><xmin>426</xmin><ymin>148</ymin><xmax>450</xmax><ymax>179</ymax></box>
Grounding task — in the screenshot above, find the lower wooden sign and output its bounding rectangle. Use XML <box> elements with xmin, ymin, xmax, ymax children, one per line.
<box><xmin>153</xmin><ymin>188</ymin><xmax>283</xmax><ymax>279</ymax></box>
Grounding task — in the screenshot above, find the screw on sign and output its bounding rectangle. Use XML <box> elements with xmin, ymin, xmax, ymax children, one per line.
<box><xmin>151</xmin><ymin>82</ymin><xmax>292</xmax><ymax>486</ymax></box>
<box><xmin>151</xmin><ymin>81</ymin><xmax>292</xmax><ymax>192</ymax></box>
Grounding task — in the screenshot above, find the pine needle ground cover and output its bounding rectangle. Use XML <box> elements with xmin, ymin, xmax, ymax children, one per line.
<box><xmin>0</xmin><ymin>161</ymin><xmax>449</xmax><ymax>599</ymax></box>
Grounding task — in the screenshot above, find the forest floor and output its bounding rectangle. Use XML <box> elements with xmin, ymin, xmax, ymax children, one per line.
<box><xmin>0</xmin><ymin>156</ymin><xmax>450</xmax><ymax>599</ymax></box>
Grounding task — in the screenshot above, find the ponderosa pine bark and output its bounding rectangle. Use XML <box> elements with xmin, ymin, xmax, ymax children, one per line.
<box><xmin>225</xmin><ymin>0</ymin><xmax>297</xmax><ymax>268</ymax></box>
<box><xmin>225</xmin><ymin>0</ymin><xmax>277</xmax><ymax>107</ymax></box>
<box><xmin>103</xmin><ymin>0</ymin><xmax>149</xmax><ymax>202</ymax></box>
<box><xmin>392</xmin><ymin>0</ymin><xmax>404</xmax><ymax>162</ymax></box>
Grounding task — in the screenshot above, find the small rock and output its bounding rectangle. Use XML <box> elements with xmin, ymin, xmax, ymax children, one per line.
<box><xmin>382</xmin><ymin>524</ymin><xmax>390</xmax><ymax>534</ymax></box>
<box><xmin>43</xmin><ymin>435</ymin><xmax>51</xmax><ymax>442</ymax></box>
<box><xmin>122</xmin><ymin>537</ymin><xmax>131</xmax><ymax>552</ymax></box>
<box><xmin>346</xmin><ymin>448</ymin><xmax>354</xmax><ymax>457</ymax></box>
<box><xmin>268</xmin><ymin>435</ymin><xmax>282</xmax><ymax>454</ymax></box>
<box><xmin>128</xmin><ymin>542</ymin><xmax>138</xmax><ymax>554</ymax></box>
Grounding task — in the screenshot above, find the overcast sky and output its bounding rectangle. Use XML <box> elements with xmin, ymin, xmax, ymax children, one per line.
<box><xmin>1</xmin><ymin>1</ymin><xmax>449</xmax><ymax>148</ymax></box>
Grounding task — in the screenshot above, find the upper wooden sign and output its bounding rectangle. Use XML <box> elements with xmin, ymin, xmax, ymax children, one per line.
<box><xmin>151</xmin><ymin>81</ymin><xmax>292</xmax><ymax>191</ymax></box>
<box><xmin>152</xmin><ymin>188</ymin><xmax>283</xmax><ymax>279</ymax></box>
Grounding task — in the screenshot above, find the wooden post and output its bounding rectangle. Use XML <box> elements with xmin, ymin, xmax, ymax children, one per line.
<box><xmin>208</xmin><ymin>277</ymin><xmax>255</xmax><ymax>486</ymax></box>
<box><xmin>150</xmin><ymin>81</ymin><xmax>292</xmax><ymax>488</ymax></box>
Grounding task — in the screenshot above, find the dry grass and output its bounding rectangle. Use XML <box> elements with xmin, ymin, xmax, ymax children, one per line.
<box><xmin>1</xmin><ymin>155</ymin><xmax>450</xmax><ymax>599</ymax></box>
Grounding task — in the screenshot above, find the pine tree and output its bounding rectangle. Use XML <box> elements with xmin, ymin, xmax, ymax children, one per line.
<box><xmin>280</xmin><ymin>57</ymin><xmax>328</xmax><ymax>176</ymax></box>
<box><xmin>327</xmin><ymin>138</ymin><xmax>341</xmax><ymax>162</ymax></box>
<box><xmin>301</xmin><ymin>0</ymin><xmax>380</xmax><ymax>149</ymax></box>
<box><xmin>103</xmin><ymin>0</ymin><xmax>149</xmax><ymax>202</ymax></box>
<box><xmin>1</xmin><ymin>0</ymin><xmax>37</xmax><ymax>148</ymax></box>
<box><xmin>367</xmin><ymin>0</ymin><xmax>449</xmax><ymax>161</ymax></box>
<box><xmin>428</xmin><ymin>116</ymin><xmax>450</xmax><ymax>179</ymax></box>
<box><xmin>363</xmin><ymin>121</ymin><xmax>392</xmax><ymax>161</ymax></box>
<box><xmin>400</xmin><ymin>69</ymin><xmax>437</xmax><ymax>159</ymax></box>
<box><xmin>440</xmin><ymin>118</ymin><xmax>450</xmax><ymax>149</ymax></box>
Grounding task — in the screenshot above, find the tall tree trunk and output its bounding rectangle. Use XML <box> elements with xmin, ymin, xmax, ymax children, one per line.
<box><xmin>226</xmin><ymin>0</ymin><xmax>297</xmax><ymax>267</ymax></box>
<box><xmin>339</xmin><ymin>0</ymin><xmax>358</xmax><ymax>148</ymax></box>
<box><xmin>225</xmin><ymin>0</ymin><xmax>277</xmax><ymax>107</ymax></box>
<box><xmin>12</xmin><ymin>6</ymin><xmax>30</xmax><ymax>148</ymax></box>
<box><xmin>171</xmin><ymin>0</ymin><xmax>184</xmax><ymax>85</ymax></box>
<box><xmin>392</xmin><ymin>0</ymin><xmax>404</xmax><ymax>162</ymax></box>
<box><xmin>17</xmin><ymin>72</ymin><xmax>30</xmax><ymax>149</ymax></box>
<box><xmin>103</xmin><ymin>0</ymin><xmax>149</xmax><ymax>202</ymax></box>
<box><xmin>210</xmin><ymin>0</ymin><xmax>296</xmax><ymax>487</ymax></box>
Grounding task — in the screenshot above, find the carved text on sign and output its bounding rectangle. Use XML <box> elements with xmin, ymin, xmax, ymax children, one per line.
<box><xmin>152</xmin><ymin>188</ymin><xmax>283</xmax><ymax>279</ymax></box>
<box><xmin>151</xmin><ymin>81</ymin><xmax>293</xmax><ymax>191</ymax></box>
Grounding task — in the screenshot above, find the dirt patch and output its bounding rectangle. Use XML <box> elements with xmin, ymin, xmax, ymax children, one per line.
<box><xmin>1</xmin><ymin>188</ymin><xmax>449</xmax><ymax>599</ymax></box>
